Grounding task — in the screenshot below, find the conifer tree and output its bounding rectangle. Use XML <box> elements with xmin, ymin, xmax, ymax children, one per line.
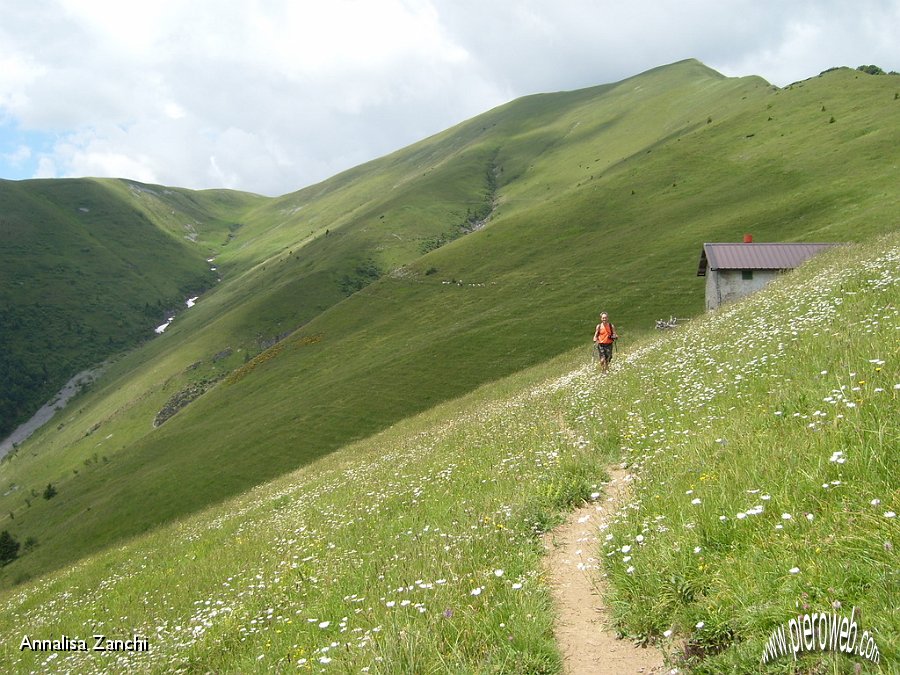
<box><xmin>0</xmin><ymin>530</ymin><xmax>20</xmax><ymax>566</ymax></box>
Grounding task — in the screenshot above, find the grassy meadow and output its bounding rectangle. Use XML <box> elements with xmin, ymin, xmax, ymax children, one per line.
<box><xmin>0</xmin><ymin>229</ymin><xmax>895</xmax><ymax>673</ymax></box>
<box><xmin>1</xmin><ymin>59</ymin><xmax>898</xmax><ymax>601</ymax></box>
<box><xmin>566</xmin><ymin>234</ymin><xmax>899</xmax><ymax>672</ymax></box>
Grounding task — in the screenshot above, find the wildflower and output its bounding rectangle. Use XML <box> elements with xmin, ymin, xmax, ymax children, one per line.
<box><xmin>781</xmin><ymin>513</ymin><xmax>792</xmax><ymax>520</ymax></box>
<box><xmin>443</xmin><ymin>609</ymin><xmax>453</xmax><ymax>618</ymax></box>
<box><xmin>736</xmin><ymin>512</ymin><xmax>747</xmax><ymax>519</ymax></box>
<box><xmin>829</xmin><ymin>451</ymin><xmax>846</xmax><ymax>464</ymax></box>
<box><xmin>385</xmin><ymin>601</ymin><xmax>395</xmax><ymax>608</ymax></box>
<box><xmin>663</xmin><ymin>629</ymin><xmax>673</xmax><ymax>638</ymax></box>
<box><xmin>590</xmin><ymin>491</ymin><xmax>601</xmax><ymax>500</ymax></box>
<box><xmin>318</xmin><ymin>621</ymin><xmax>330</xmax><ymax>629</ymax></box>
<box><xmin>789</xmin><ymin>567</ymin><xmax>800</xmax><ymax>574</ymax></box>
<box><xmin>621</xmin><ymin>545</ymin><xmax>632</xmax><ymax>554</ymax></box>
<box><xmin>470</xmin><ymin>587</ymin><xmax>483</xmax><ymax>596</ymax></box>
<box><xmin>806</xmin><ymin>514</ymin><xmax>814</xmax><ymax>521</ymax></box>
<box><xmin>695</xmin><ymin>621</ymin><xmax>705</xmax><ymax>629</ymax></box>
<box><xmin>871</xmin><ymin>499</ymin><xmax>881</xmax><ymax>506</ymax></box>
<box><xmin>635</xmin><ymin>534</ymin><xmax>644</xmax><ymax>543</ymax></box>
<box><xmin>886</xmin><ymin>512</ymin><xmax>897</xmax><ymax>519</ymax></box>
<box><xmin>693</xmin><ymin>547</ymin><xmax>702</xmax><ymax>554</ymax></box>
<box><xmin>511</xmin><ymin>583</ymin><xmax>523</xmax><ymax>590</ymax></box>
<box><xmin>626</xmin><ymin>566</ymin><xmax>635</xmax><ymax>574</ymax></box>
<box><xmin>691</xmin><ymin>498</ymin><xmax>702</xmax><ymax>505</ymax></box>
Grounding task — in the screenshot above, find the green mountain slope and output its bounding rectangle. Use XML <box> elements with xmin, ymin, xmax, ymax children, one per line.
<box><xmin>1</xmin><ymin>60</ymin><xmax>898</xmax><ymax>588</ymax></box>
<box><xmin>0</xmin><ymin>231</ymin><xmax>895</xmax><ymax>673</ymax></box>
<box><xmin>0</xmin><ymin>178</ymin><xmax>265</xmax><ymax>439</ymax></box>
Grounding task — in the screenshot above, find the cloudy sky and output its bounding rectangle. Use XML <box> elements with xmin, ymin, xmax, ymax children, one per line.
<box><xmin>1</xmin><ymin>0</ymin><xmax>898</xmax><ymax>196</ymax></box>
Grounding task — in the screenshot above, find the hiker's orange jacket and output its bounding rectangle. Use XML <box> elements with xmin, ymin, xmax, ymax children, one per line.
<box><xmin>594</xmin><ymin>322</ymin><xmax>616</xmax><ymax>345</ymax></box>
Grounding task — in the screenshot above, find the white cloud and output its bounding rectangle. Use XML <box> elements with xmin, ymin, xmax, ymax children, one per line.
<box><xmin>711</xmin><ymin>1</ymin><xmax>900</xmax><ymax>85</ymax></box>
<box><xmin>1</xmin><ymin>0</ymin><xmax>898</xmax><ymax>195</ymax></box>
<box><xmin>0</xmin><ymin>52</ymin><xmax>46</xmax><ymax>119</ymax></box>
<box><xmin>47</xmin><ymin>126</ymin><xmax>161</xmax><ymax>184</ymax></box>
<box><xmin>163</xmin><ymin>102</ymin><xmax>186</xmax><ymax>120</ymax></box>
<box><xmin>3</xmin><ymin>144</ymin><xmax>31</xmax><ymax>165</ymax></box>
<box><xmin>34</xmin><ymin>156</ymin><xmax>58</xmax><ymax>179</ymax></box>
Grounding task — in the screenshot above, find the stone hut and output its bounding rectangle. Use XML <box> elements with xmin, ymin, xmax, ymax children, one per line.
<box><xmin>697</xmin><ymin>235</ymin><xmax>839</xmax><ymax>311</ymax></box>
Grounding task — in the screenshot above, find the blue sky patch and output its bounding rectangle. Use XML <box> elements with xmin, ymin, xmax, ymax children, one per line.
<box><xmin>0</xmin><ymin>121</ymin><xmax>56</xmax><ymax>181</ymax></box>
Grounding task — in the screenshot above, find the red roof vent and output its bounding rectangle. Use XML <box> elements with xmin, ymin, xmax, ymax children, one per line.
<box><xmin>743</xmin><ymin>234</ymin><xmax>753</xmax><ymax>243</ymax></box>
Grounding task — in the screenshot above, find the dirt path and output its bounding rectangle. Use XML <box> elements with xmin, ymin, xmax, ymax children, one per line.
<box><xmin>544</xmin><ymin>468</ymin><xmax>665</xmax><ymax>674</ymax></box>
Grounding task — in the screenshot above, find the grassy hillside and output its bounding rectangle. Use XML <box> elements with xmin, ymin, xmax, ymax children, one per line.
<box><xmin>565</xmin><ymin>234</ymin><xmax>899</xmax><ymax>672</ymax></box>
<box><xmin>1</xmin><ymin>60</ymin><xmax>898</xmax><ymax>588</ymax></box>
<box><xmin>0</xmin><ymin>178</ymin><xmax>265</xmax><ymax>439</ymax></box>
<box><xmin>0</xmin><ymin>232</ymin><xmax>894</xmax><ymax>673</ymax></box>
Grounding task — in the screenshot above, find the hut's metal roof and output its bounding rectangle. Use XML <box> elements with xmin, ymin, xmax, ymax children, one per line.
<box><xmin>697</xmin><ymin>243</ymin><xmax>839</xmax><ymax>276</ymax></box>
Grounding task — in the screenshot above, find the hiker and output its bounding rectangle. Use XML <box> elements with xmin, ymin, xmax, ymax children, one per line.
<box><xmin>593</xmin><ymin>312</ymin><xmax>618</xmax><ymax>372</ymax></box>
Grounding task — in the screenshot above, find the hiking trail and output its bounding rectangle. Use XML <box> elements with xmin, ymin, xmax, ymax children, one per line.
<box><xmin>544</xmin><ymin>467</ymin><xmax>666</xmax><ymax>674</ymax></box>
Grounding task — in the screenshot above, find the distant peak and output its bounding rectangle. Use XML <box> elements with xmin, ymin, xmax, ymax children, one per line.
<box><xmin>636</xmin><ymin>58</ymin><xmax>725</xmax><ymax>79</ymax></box>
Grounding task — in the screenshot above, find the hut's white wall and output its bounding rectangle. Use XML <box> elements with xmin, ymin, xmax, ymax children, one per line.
<box><xmin>706</xmin><ymin>270</ymin><xmax>780</xmax><ymax>310</ymax></box>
